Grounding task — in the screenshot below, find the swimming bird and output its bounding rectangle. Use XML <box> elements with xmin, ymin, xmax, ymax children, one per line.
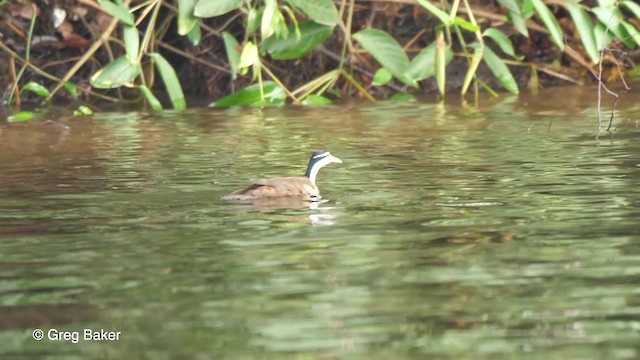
<box><xmin>222</xmin><ymin>150</ymin><xmax>342</xmax><ymax>201</ymax></box>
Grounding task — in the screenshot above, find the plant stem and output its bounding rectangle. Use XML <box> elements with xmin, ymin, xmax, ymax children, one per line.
<box><xmin>338</xmin><ymin>0</ymin><xmax>355</xmax><ymax>71</ymax></box>
<box><xmin>7</xmin><ymin>4</ymin><xmax>37</xmax><ymax>106</ymax></box>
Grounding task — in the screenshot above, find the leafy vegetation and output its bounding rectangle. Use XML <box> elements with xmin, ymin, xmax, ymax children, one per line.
<box><xmin>1</xmin><ymin>0</ymin><xmax>639</xmax><ymax>115</ymax></box>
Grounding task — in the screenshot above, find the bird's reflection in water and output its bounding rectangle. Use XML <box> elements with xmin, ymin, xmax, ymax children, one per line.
<box><xmin>226</xmin><ymin>198</ymin><xmax>337</xmax><ymax>225</ymax></box>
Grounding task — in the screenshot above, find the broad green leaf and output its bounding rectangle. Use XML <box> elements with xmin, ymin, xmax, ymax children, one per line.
<box><xmin>592</xmin><ymin>6</ymin><xmax>621</xmax><ymax>28</ymax></box>
<box><xmin>623</xmin><ymin>1</ymin><xmax>640</xmax><ymax>19</ymax></box>
<box><xmin>301</xmin><ymin>94</ymin><xmax>332</xmax><ymax>105</ymax></box>
<box><xmin>567</xmin><ymin>4</ymin><xmax>598</xmax><ymax>63</ymax></box>
<box><xmin>247</xmin><ymin>8</ymin><xmax>262</xmax><ymax>34</ymax></box>
<box><xmin>372</xmin><ymin>68</ymin><xmax>392</xmax><ymax>86</ymax></box>
<box><xmin>353</xmin><ymin>29</ymin><xmax>414</xmax><ymax>86</ymax></box>
<box><xmin>123</xmin><ymin>25</ymin><xmax>139</xmax><ymax>61</ymax></box>
<box><xmin>97</xmin><ymin>0</ymin><xmax>134</xmax><ymax>26</ymax></box>
<box><xmin>187</xmin><ymin>22</ymin><xmax>201</xmax><ymax>45</ymax></box>
<box><xmin>177</xmin><ymin>0</ymin><xmax>198</xmax><ymax>35</ymax></box>
<box><xmin>592</xmin><ymin>5</ymin><xmax>632</xmax><ymax>47</ymax></box>
<box><xmin>498</xmin><ymin>0</ymin><xmax>529</xmax><ymax>37</ymax></box>
<box><xmin>7</xmin><ymin>111</ymin><xmax>34</xmax><ymax>122</ymax></box>
<box><xmin>435</xmin><ymin>31</ymin><xmax>447</xmax><ymax>96</ymax></box>
<box><xmin>416</xmin><ymin>0</ymin><xmax>451</xmax><ymax>26</ymax></box>
<box><xmin>138</xmin><ymin>85</ymin><xmax>163</xmax><ymax>111</ymax></box>
<box><xmin>194</xmin><ymin>0</ymin><xmax>242</xmax><ymax>18</ymax></box>
<box><xmin>506</xmin><ymin>11</ymin><xmax>529</xmax><ymax>37</ymax></box>
<box><xmin>239</xmin><ymin>41</ymin><xmax>259</xmax><ymax>68</ymax></box>
<box><xmin>287</xmin><ymin>0</ymin><xmax>339</xmax><ymax>26</ymax></box>
<box><xmin>483</xmin><ymin>46</ymin><xmax>519</xmax><ymax>94</ymax></box>
<box><xmin>261</xmin><ymin>21</ymin><xmax>333</xmax><ymax>60</ymax></box>
<box><xmin>223</xmin><ymin>32</ymin><xmax>241</xmax><ymax>79</ymax></box>
<box><xmin>594</xmin><ymin>22</ymin><xmax>614</xmax><ymax>50</ymax></box>
<box><xmin>209</xmin><ymin>81</ymin><xmax>285</xmax><ymax>107</ymax></box>
<box><xmin>73</xmin><ymin>105</ymin><xmax>93</xmax><ymax>116</ymax></box>
<box><xmin>261</xmin><ymin>0</ymin><xmax>278</xmax><ymax>39</ymax></box>
<box><xmin>497</xmin><ymin>0</ymin><xmax>520</xmax><ymax>14</ymax></box>
<box><xmin>453</xmin><ymin>16</ymin><xmax>479</xmax><ymax>32</ymax></box>
<box><xmin>622</xmin><ymin>21</ymin><xmax>640</xmax><ymax>48</ymax></box>
<box><xmin>598</xmin><ymin>0</ymin><xmax>617</xmax><ymax>7</ymax></box>
<box><xmin>522</xmin><ymin>0</ymin><xmax>534</xmax><ymax>17</ymax></box>
<box><xmin>390</xmin><ymin>92</ymin><xmax>416</xmax><ymax>102</ymax></box>
<box><xmin>22</xmin><ymin>81</ymin><xmax>50</xmax><ymax>98</ymax></box>
<box><xmin>405</xmin><ymin>41</ymin><xmax>453</xmax><ymax>82</ymax></box>
<box><xmin>273</xmin><ymin>12</ymin><xmax>289</xmax><ymax>39</ymax></box>
<box><xmin>483</xmin><ymin>28</ymin><xmax>517</xmax><ymax>58</ymax></box>
<box><xmin>531</xmin><ymin>0</ymin><xmax>564</xmax><ymax>49</ymax></box>
<box><xmin>90</xmin><ymin>55</ymin><xmax>141</xmax><ymax>88</ymax></box>
<box><xmin>148</xmin><ymin>53</ymin><xmax>186</xmax><ymax>110</ymax></box>
<box><xmin>63</xmin><ymin>81</ymin><xmax>78</xmax><ymax>99</ymax></box>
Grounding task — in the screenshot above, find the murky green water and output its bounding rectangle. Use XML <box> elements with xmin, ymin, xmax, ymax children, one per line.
<box><xmin>2</xmin><ymin>86</ymin><xmax>640</xmax><ymax>359</ymax></box>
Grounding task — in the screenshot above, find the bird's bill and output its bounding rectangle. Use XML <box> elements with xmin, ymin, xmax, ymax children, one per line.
<box><xmin>328</xmin><ymin>154</ymin><xmax>343</xmax><ymax>164</ymax></box>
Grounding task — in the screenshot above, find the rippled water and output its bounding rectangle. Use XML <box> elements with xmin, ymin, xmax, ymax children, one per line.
<box><xmin>1</xmin><ymin>86</ymin><xmax>640</xmax><ymax>359</ymax></box>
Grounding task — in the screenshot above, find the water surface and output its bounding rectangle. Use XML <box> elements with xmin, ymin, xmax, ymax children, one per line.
<box><xmin>1</xmin><ymin>86</ymin><xmax>640</xmax><ymax>359</ymax></box>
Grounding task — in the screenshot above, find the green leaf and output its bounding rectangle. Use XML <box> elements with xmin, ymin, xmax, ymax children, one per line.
<box><xmin>90</xmin><ymin>56</ymin><xmax>141</xmax><ymax>88</ymax></box>
<box><xmin>186</xmin><ymin>22</ymin><xmax>201</xmax><ymax>46</ymax></box>
<box><xmin>405</xmin><ymin>41</ymin><xmax>453</xmax><ymax>81</ymax></box>
<box><xmin>592</xmin><ymin>6</ymin><xmax>634</xmax><ymax>47</ymax></box>
<box><xmin>239</xmin><ymin>41</ymin><xmax>259</xmax><ymax>68</ymax></box>
<box><xmin>498</xmin><ymin>0</ymin><xmax>529</xmax><ymax>37</ymax></box>
<box><xmin>506</xmin><ymin>12</ymin><xmax>529</xmax><ymax>38</ymax></box>
<box><xmin>301</xmin><ymin>94</ymin><xmax>332</xmax><ymax>105</ymax></box>
<box><xmin>416</xmin><ymin>0</ymin><xmax>451</xmax><ymax>26</ymax></box>
<box><xmin>148</xmin><ymin>53</ymin><xmax>186</xmax><ymax>110</ymax></box>
<box><xmin>287</xmin><ymin>0</ymin><xmax>339</xmax><ymax>26</ymax></box>
<box><xmin>594</xmin><ymin>22</ymin><xmax>614</xmax><ymax>51</ymax></box>
<box><xmin>483</xmin><ymin>28</ymin><xmax>517</xmax><ymax>58</ymax></box>
<box><xmin>194</xmin><ymin>0</ymin><xmax>242</xmax><ymax>18</ymax></box>
<box><xmin>531</xmin><ymin>0</ymin><xmax>564</xmax><ymax>49</ymax></box>
<box><xmin>621</xmin><ymin>21</ymin><xmax>640</xmax><ymax>48</ymax></box>
<box><xmin>483</xmin><ymin>46</ymin><xmax>519</xmax><ymax>94</ymax></box>
<box><xmin>453</xmin><ymin>16</ymin><xmax>479</xmax><ymax>32</ymax></box>
<box><xmin>97</xmin><ymin>0</ymin><xmax>134</xmax><ymax>26</ymax></box>
<box><xmin>73</xmin><ymin>105</ymin><xmax>93</xmax><ymax>116</ymax></box>
<box><xmin>63</xmin><ymin>82</ymin><xmax>78</xmax><ymax>99</ymax></box>
<box><xmin>353</xmin><ymin>29</ymin><xmax>415</xmax><ymax>86</ymax></box>
<box><xmin>567</xmin><ymin>4</ymin><xmax>598</xmax><ymax>63</ymax></box>
<box><xmin>138</xmin><ymin>85</ymin><xmax>163</xmax><ymax>111</ymax></box>
<box><xmin>592</xmin><ymin>5</ymin><xmax>621</xmax><ymax>29</ymax></box>
<box><xmin>22</xmin><ymin>81</ymin><xmax>51</xmax><ymax>98</ymax></box>
<box><xmin>623</xmin><ymin>1</ymin><xmax>640</xmax><ymax>19</ymax></box>
<box><xmin>390</xmin><ymin>92</ymin><xmax>416</xmax><ymax>102</ymax></box>
<box><xmin>123</xmin><ymin>25</ymin><xmax>139</xmax><ymax>61</ymax></box>
<box><xmin>521</xmin><ymin>0</ymin><xmax>534</xmax><ymax>17</ymax></box>
<box><xmin>209</xmin><ymin>81</ymin><xmax>286</xmax><ymax>107</ymax></box>
<box><xmin>177</xmin><ymin>0</ymin><xmax>198</xmax><ymax>35</ymax></box>
<box><xmin>261</xmin><ymin>21</ymin><xmax>333</xmax><ymax>60</ymax></box>
<box><xmin>497</xmin><ymin>0</ymin><xmax>522</xmax><ymax>15</ymax></box>
<box><xmin>7</xmin><ymin>111</ymin><xmax>34</xmax><ymax>122</ymax></box>
<box><xmin>247</xmin><ymin>8</ymin><xmax>262</xmax><ymax>35</ymax></box>
<box><xmin>223</xmin><ymin>32</ymin><xmax>241</xmax><ymax>79</ymax></box>
<box><xmin>372</xmin><ymin>68</ymin><xmax>392</xmax><ymax>86</ymax></box>
<box><xmin>261</xmin><ymin>0</ymin><xmax>278</xmax><ymax>39</ymax></box>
